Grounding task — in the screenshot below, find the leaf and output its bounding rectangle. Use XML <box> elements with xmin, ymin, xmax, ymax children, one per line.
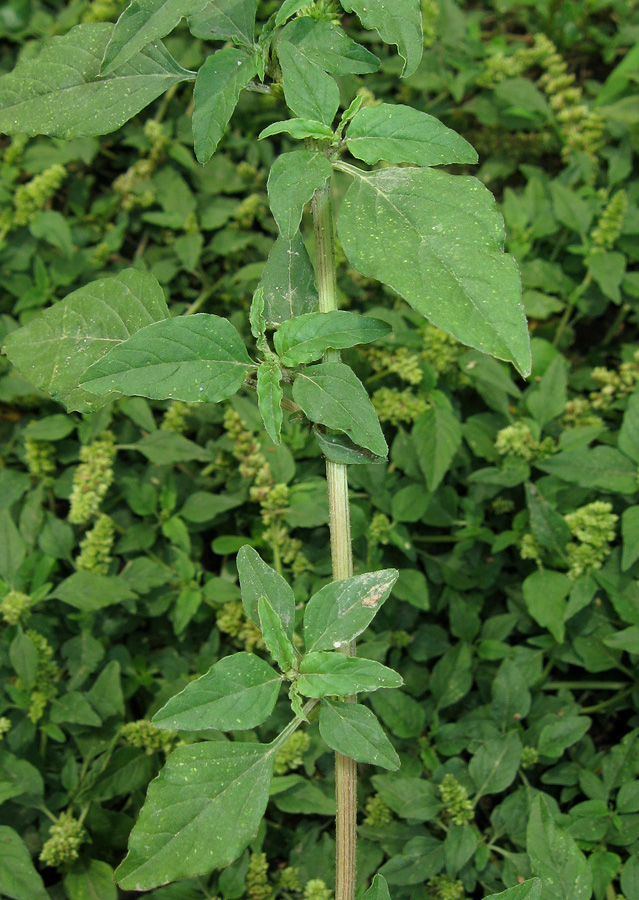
<box><xmin>237</xmin><ymin>545</ymin><xmax>296</xmax><ymax>637</ymax></box>
<box><xmin>526</xmin><ymin>796</ymin><xmax>592</xmax><ymax>900</ymax></box>
<box><xmin>115</xmin><ymin>742</ymin><xmax>275</xmax><ymax>890</ymax></box>
<box><xmin>412</xmin><ymin>403</ymin><xmax>462</xmax><ymax>491</ymax></box>
<box><xmin>429</xmin><ymin>643</ymin><xmax>473</xmax><ymax>710</ymax></box>
<box><xmin>0</xmin><ymin>827</ymin><xmax>49</xmax><ymax>900</ymax></box>
<box><xmin>280</xmin><ymin>17</ymin><xmax>380</xmax><ymax>75</ymax></box>
<box><xmin>258</xmin><ymin>596</ymin><xmax>298</xmax><ymax>673</ymax></box>
<box><xmin>469</xmin><ymin>732</ymin><xmax>522</xmax><ymax>799</ymax></box>
<box><xmin>364</xmin><ymin>874</ymin><xmax>392</xmax><ymax>900</ymax></box>
<box><xmin>257</xmin><ymin>361</ymin><xmax>283</xmax><ymax>444</ymax></box>
<box><xmin>337</xmin><ymin>165</ymin><xmax>531</xmax><ymax>377</ymax></box>
<box><xmin>537</xmin><ymin>446</ymin><xmax>638</xmax><ymax>494</ymax></box>
<box><xmin>483</xmin><ymin>881</ymin><xmax>542</xmax><ymax>900</ymax></box>
<box><xmin>340</xmin><ymin>0</ymin><xmax>422</xmax><ymax>77</ymax></box>
<box><xmin>604</xmin><ymin>625</ymin><xmax>639</xmax><ymax>654</ymax></box>
<box><xmin>346</xmin><ymin>103</ymin><xmax>477</xmax><ymax>167</ymax></box>
<box><xmin>525</xmin><ymin>482</ymin><xmax>572</xmax><ymax>555</ymax></box>
<box><xmin>296</xmin><ymin>652</ymin><xmax>402</xmax><ymax>698</ymax></box>
<box><xmin>192</xmin><ymin>48</ymin><xmax>258</xmax><ymax>163</ymax></box>
<box><xmin>10</xmin><ymin>631</ymin><xmax>38</xmax><ymax>689</ymax></box>
<box><xmin>153</xmin><ymin>652</ymin><xmax>281</xmax><ymax>731</ymax></box>
<box><xmin>292</xmin><ymin>362</ymin><xmax>388</xmax><ymax>457</ymax></box>
<box><xmin>0</xmin><ymin>510</ymin><xmax>25</xmax><ymax>582</ymax></box>
<box><xmin>188</xmin><ymin>0</ymin><xmax>257</xmax><ymax>46</ymax></box>
<box><xmin>258</xmin><ymin>233</ymin><xmax>318</xmax><ymax>326</ymax></box>
<box><xmin>303</xmin><ymin>568</ymin><xmax>398</xmax><ymax>652</ymax></box>
<box><xmin>52</xmin><ymin>573</ymin><xmax>136</xmax><ymax>612</ymax></box>
<box><xmin>490</xmin><ymin>658</ymin><xmax>531</xmax><ymax>727</ymax></box>
<box><xmin>0</xmin><ymin>24</ymin><xmax>193</xmax><ymax>138</ymax></box>
<box><xmin>371</xmin><ymin>688</ymin><xmax>426</xmax><ymax>739</ymax></box>
<box><xmin>313</xmin><ymin>428</ymin><xmax>386</xmax><ymax>465</ymax></box>
<box><xmin>80</xmin><ymin>314</ymin><xmax>254</xmax><ymax>403</ymax></box>
<box><xmin>2</xmin><ymin>269</ymin><xmax>169</xmax><ymax>413</ymax></box>
<box><xmin>101</xmin><ymin>0</ymin><xmax>209</xmax><ymax>74</ymax></box>
<box><xmin>522</xmin><ymin>569</ymin><xmax>572</xmax><ymax>643</ymax></box>
<box><xmin>267</xmin><ymin>150</ymin><xmax>332</xmax><ymax>239</ymax></box>
<box><xmin>372</xmin><ymin>775</ymin><xmax>442</xmax><ymax>821</ymax></box>
<box><xmin>64</xmin><ymin>859</ymin><xmax>118</xmax><ymax>900</ymax></box>
<box><xmin>278</xmin><ymin>41</ymin><xmax>340</xmax><ymax>125</ymax></box>
<box><xmin>622</xmin><ymin>506</ymin><xmax>639</xmax><ymax>571</ymax></box>
<box><xmin>379</xmin><ymin>835</ymin><xmax>444</xmax><ymax>885</ymax></box>
<box><xmin>274</xmin><ymin>311</ymin><xmax>391</xmax><ymax>366</ymax></box>
<box><xmin>319</xmin><ymin>700</ymin><xmax>400</xmax><ymax>770</ymax></box>
<box><xmin>537</xmin><ymin>716</ymin><xmax>591</xmax><ymax>758</ymax></box>
<box><xmin>259</xmin><ymin>118</ymin><xmax>334</xmax><ymax>141</ymax></box>
<box><xmin>618</xmin><ymin>390</ymin><xmax>639</xmax><ymax>464</ymax></box>
<box><xmin>526</xmin><ymin>355</ymin><xmax>567</xmax><ymax>427</ymax></box>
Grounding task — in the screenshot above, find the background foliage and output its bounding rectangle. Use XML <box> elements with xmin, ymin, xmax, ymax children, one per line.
<box><xmin>1</xmin><ymin>1</ymin><xmax>639</xmax><ymax>899</ymax></box>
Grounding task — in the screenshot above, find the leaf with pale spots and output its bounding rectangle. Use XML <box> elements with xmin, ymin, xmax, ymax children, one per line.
<box><xmin>267</xmin><ymin>150</ymin><xmax>332</xmax><ymax>239</ymax></box>
<box><xmin>188</xmin><ymin>0</ymin><xmax>257</xmax><ymax>47</ymax></box>
<box><xmin>2</xmin><ymin>269</ymin><xmax>169</xmax><ymax>413</ymax></box>
<box><xmin>258</xmin><ymin>596</ymin><xmax>298</xmax><ymax>673</ymax></box>
<box><xmin>297</xmin><ymin>653</ymin><xmax>402</xmax><ymax>698</ymax></box>
<box><xmin>340</xmin><ymin>0</ymin><xmax>422</xmax><ymax>77</ymax></box>
<box><xmin>237</xmin><ymin>545</ymin><xmax>296</xmax><ymax>638</ymax></box>
<box><xmin>79</xmin><ymin>314</ymin><xmax>254</xmax><ymax>403</ymax></box>
<box><xmin>278</xmin><ymin>41</ymin><xmax>340</xmax><ymax>126</ymax></box>
<box><xmin>337</xmin><ymin>165</ymin><xmax>531</xmax><ymax>377</ymax></box>
<box><xmin>256</xmin><ymin>360</ymin><xmax>283</xmax><ymax>444</ymax></box>
<box><xmin>274</xmin><ymin>311</ymin><xmax>391</xmax><ymax>366</ymax></box>
<box><xmin>303</xmin><ymin>568</ymin><xmax>398</xmax><ymax>652</ymax></box>
<box><xmin>280</xmin><ymin>17</ymin><xmax>380</xmax><ymax>75</ymax></box>
<box><xmin>152</xmin><ymin>652</ymin><xmax>281</xmax><ymax>732</ymax></box>
<box><xmin>526</xmin><ymin>796</ymin><xmax>592</xmax><ymax>900</ymax></box>
<box><xmin>319</xmin><ymin>700</ymin><xmax>400</xmax><ymax>769</ymax></box>
<box><xmin>257</xmin><ymin>233</ymin><xmax>318</xmax><ymax>325</ymax></box>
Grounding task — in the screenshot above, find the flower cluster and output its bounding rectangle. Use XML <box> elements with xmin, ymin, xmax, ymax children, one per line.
<box><xmin>246</xmin><ymin>852</ymin><xmax>273</xmax><ymax>900</ymax></box>
<box><xmin>439</xmin><ymin>774</ymin><xmax>474</xmax><ymax>825</ymax></box>
<box><xmin>494</xmin><ymin>422</ymin><xmax>555</xmax><ymax>461</ymax></box>
<box><xmin>278</xmin><ymin>867</ymin><xmax>301</xmax><ymax>892</ymax></box>
<box><xmin>373</xmin><ymin>387</ymin><xmax>429</xmax><ymax>425</ymax></box>
<box><xmin>75</xmin><ymin>514</ymin><xmax>115</xmax><ymax>575</ymax></box>
<box><xmin>368</xmin><ymin>512</ymin><xmax>391</xmax><ymax>548</ymax></box>
<box><xmin>564</xmin><ymin>501</ymin><xmax>617</xmax><ymax>579</ymax></box>
<box><xmin>520</xmin><ymin>746</ymin><xmax>539</xmax><ymax>769</ymax></box>
<box><xmin>563</xmin><ymin>396</ymin><xmax>602</xmax><ymax>429</ymax></box>
<box><xmin>114</xmin><ymin>119</ymin><xmax>170</xmax><ymax>210</ymax></box>
<box><xmin>591</xmin><ymin>190</ymin><xmax>627</xmax><ymax>251</ymax></box>
<box><xmin>367</xmin><ymin>346</ymin><xmax>424</xmax><ymax>385</ymax></box>
<box><xmin>81</xmin><ymin>0</ymin><xmax>122</xmax><ymax>21</ymax></box>
<box><xmin>303</xmin><ymin>880</ymin><xmax>332</xmax><ymax>900</ymax></box>
<box><xmin>18</xmin><ymin>631</ymin><xmax>60</xmax><ymax>723</ymax></box>
<box><xmin>216</xmin><ymin>600</ymin><xmax>264</xmax><ymax>652</ymax></box>
<box><xmin>296</xmin><ymin>0</ymin><xmax>341</xmax><ymax>24</ymax></box>
<box><xmin>161</xmin><ymin>401</ymin><xmax>190</xmax><ymax>433</ymax></box>
<box><xmin>0</xmin><ymin>589</ymin><xmax>32</xmax><ymax>626</ymax></box>
<box><xmin>590</xmin><ymin>352</ymin><xmax>639</xmax><ymax>409</ymax></box>
<box><xmin>12</xmin><ymin>164</ymin><xmax>67</xmax><ymax>227</ymax></box>
<box><xmin>24</xmin><ymin>438</ymin><xmax>56</xmax><ymax>480</ymax></box>
<box><xmin>520</xmin><ymin>532</ymin><xmax>543</xmax><ymax>565</ymax></box>
<box><xmin>422</xmin><ymin>323</ymin><xmax>470</xmax><ymax>387</ymax></box>
<box><xmin>363</xmin><ymin>793</ymin><xmax>394</xmax><ymax>827</ymax></box>
<box><xmin>121</xmin><ymin>719</ymin><xmax>177</xmax><ymax>755</ymax></box>
<box><xmin>0</xmin><ymin>717</ymin><xmax>10</xmax><ymax>739</ymax></box>
<box><xmin>39</xmin><ymin>811</ymin><xmax>86</xmax><ymax>869</ymax></box>
<box><xmin>67</xmin><ymin>432</ymin><xmax>116</xmax><ymax>524</ymax></box>
<box><xmin>428</xmin><ymin>874</ymin><xmax>465</xmax><ymax>900</ymax></box>
<box><xmin>274</xmin><ymin>731</ymin><xmax>311</xmax><ymax>775</ymax></box>
<box><xmin>421</xmin><ymin>0</ymin><xmax>439</xmax><ymax>47</ymax></box>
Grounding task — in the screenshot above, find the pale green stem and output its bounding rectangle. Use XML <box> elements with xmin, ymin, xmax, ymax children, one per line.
<box><xmin>312</xmin><ymin>178</ymin><xmax>357</xmax><ymax>900</ymax></box>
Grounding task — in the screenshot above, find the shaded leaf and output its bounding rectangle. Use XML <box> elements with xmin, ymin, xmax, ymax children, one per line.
<box><xmin>237</xmin><ymin>545</ymin><xmax>296</xmax><ymax>637</ymax></box>
<box><xmin>340</xmin><ymin>0</ymin><xmax>422</xmax><ymax>77</ymax></box>
<box><xmin>193</xmin><ymin>48</ymin><xmax>257</xmax><ymax>163</ymax></box>
<box><xmin>297</xmin><ymin>652</ymin><xmax>402</xmax><ymax>698</ymax></box>
<box><xmin>319</xmin><ymin>700</ymin><xmax>400</xmax><ymax>769</ymax></box>
<box><xmin>188</xmin><ymin>0</ymin><xmax>257</xmax><ymax>46</ymax></box>
<box><xmin>258</xmin><ymin>233</ymin><xmax>318</xmax><ymax>326</ymax></box>
<box><xmin>257</xmin><ymin>360</ymin><xmax>283</xmax><ymax>444</ymax></box>
<box><xmin>267</xmin><ymin>150</ymin><xmax>332</xmax><ymax>239</ymax></box>
<box><xmin>278</xmin><ymin>41</ymin><xmax>340</xmax><ymax>125</ymax></box>
<box><xmin>274</xmin><ymin>311</ymin><xmax>391</xmax><ymax>366</ymax></box>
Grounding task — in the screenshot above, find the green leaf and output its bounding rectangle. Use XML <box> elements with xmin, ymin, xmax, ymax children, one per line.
<box><xmin>267</xmin><ymin>151</ymin><xmax>332</xmax><ymax>239</ymax></box>
<box><xmin>526</xmin><ymin>355</ymin><xmax>567</xmax><ymax>427</ymax></box>
<box><xmin>153</xmin><ymin>652</ymin><xmax>281</xmax><ymax>731</ymax></box>
<box><xmin>412</xmin><ymin>403</ymin><xmax>462</xmax><ymax>491</ymax></box>
<box><xmin>372</xmin><ymin>774</ymin><xmax>442</xmax><ymax>821</ymax></box>
<box><xmin>379</xmin><ymin>835</ymin><xmax>444</xmax><ymax>885</ymax></box>
<box><xmin>258</xmin><ymin>233</ymin><xmax>319</xmax><ymax>326</ymax></box>
<box><xmin>259</xmin><ymin>118</ymin><xmax>334</xmax><ymax>141</ymax></box>
<box><xmin>0</xmin><ymin>827</ymin><xmax>49</xmax><ymax>900</ymax></box>
<box><xmin>483</xmin><ymin>881</ymin><xmax>542</xmax><ymax>900</ymax></box>
<box><xmin>278</xmin><ymin>41</ymin><xmax>340</xmax><ymax>125</ymax></box>
<box><xmin>52</xmin><ymin>573</ymin><xmax>136</xmax><ymax>611</ymax></box>
<box><xmin>276</xmin><ymin>0</ymin><xmax>307</xmax><ymax>25</ymax></box>
<box><xmin>280</xmin><ymin>17</ymin><xmax>380</xmax><ymax>75</ymax></box>
<box><xmin>303</xmin><ymin>568</ymin><xmax>398</xmax><ymax>652</ymax></box>
<box><xmin>193</xmin><ymin>48</ymin><xmax>258</xmax><ymax>163</ymax></box>
<box><xmin>340</xmin><ymin>0</ymin><xmax>422</xmax><ymax>77</ymax></box>
<box><xmin>101</xmin><ymin>0</ymin><xmax>209</xmax><ymax>74</ymax></box>
<box><xmin>429</xmin><ymin>643</ymin><xmax>473</xmax><ymax>710</ymax></box>
<box><xmin>622</xmin><ymin>506</ymin><xmax>639</xmax><ymax>571</ymax></box>
<box><xmin>292</xmin><ymin>362</ymin><xmax>388</xmax><ymax>457</ymax></box>
<box><xmin>469</xmin><ymin>732</ymin><xmax>522</xmax><ymax>799</ymax></box>
<box><xmin>64</xmin><ymin>859</ymin><xmax>118</xmax><ymax>900</ymax></box>
<box><xmin>537</xmin><ymin>716</ymin><xmax>591</xmax><ymax>758</ymax></box>
<box><xmin>526</xmin><ymin>796</ymin><xmax>592</xmax><ymax>900</ymax></box>
<box><xmin>525</xmin><ymin>482</ymin><xmax>572</xmax><ymax>555</ymax></box>
<box><xmin>604</xmin><ymin>625</ymin><xmax>639</xmax><ymax>655</ymax></box>
<box><xmin>364</xmin><ymin>874</ymin><xmax>392</xmax><ymax>900</ymax></box>
<box><xmin>0</xmin><ymin>511</ymin><xmax>25</xmax><ymax>582</ymax></box>
<box><xmin>537</xmin><ymin>446</ymin><xmax>638</xmax><ymax>494</ymax></box>
<box><xmin>490</xmin><ymin>659</ymin><xmax>531</xmax><ymax>727</ymax></box>
<box><xmin>257</xmin><ymin>361</ymin><xmax>283</xmax><ymax>444</ymax></box>
<box><xmin>522</xmin><ymin>569</ymin><xmax>572</xmax><ymax>643</ymax></box>
<box><xmin>319</xmin><ymin>700</ymin><xmax>399</xmax><ymax>770</ymax></box>
<box><xmin>10</xmin><ymin>631</ymin><xmax>38</xmax><ymax>689</ymax></box>
<box><xmin>50</xmin><ymin>692</ymin><xmax>102</xmax><ymax>727</ymax></box>
<box><xmin>237</xmin><ymin>545</ymin><xmax>296</xmax><ymax>637</ymax></box>
<box><xmin>296</xmin><ymin>652</ymin><xmax>402</xmax><ymax>698</ymax></box>
<box><xmin>258</xmin><ymin>596</ymin><xmax>298</xmax><ymax>673</ymax></box>
<box><xmin>188</xmin><ymin>0</ymin><xmax>257</xmax><ymax>46</ymax></box>
<box><xmin>0</xmin><ymin>24</ymin><xmax>193</xmax><ymax>138</ymax></box>
<box><xmin>274</xmin><ymin>311</ymin><xmax>391</xmax><ymax>366</ymax></box>
<box><xmin>2</xmin><ymin>269</ymin><xmax>169</xmax><ymax>413</ymax></box>
<box><xmin>337</xmin><ymin>165</ymin><xmax>531</xmax><ymax>377</ymax></box>
<box><xmin>587</xmin><ymin>251</ymin><xmax>626</xmax><ymax>304</ymax></box>
<box><xmin>80</xmin><ymin>314</ymin><xmax>254</xmax><ymax>403</ymax></box>
<box><xmin>346</xmin><ymin>103</ymin><xmax>477</xmax><ymax>167</ymax></box>
<box><xmin>313</xmin><ymin>428</ymin><xmax>386</xmax><ymax>465</ymax></box>
<box><xmin>115</xmin><ymin>742</ymin><xmax>275</xmax><ymax>890</ymax></box>
<box><xmin>618</xmin><ymin>390</ymin><xmax>639</xmax><ymax>464</ymax></box>
<box><xmin>371</xmin><ymin>687</ymin><xmax>426</xmax><ymax>739</ymax></box>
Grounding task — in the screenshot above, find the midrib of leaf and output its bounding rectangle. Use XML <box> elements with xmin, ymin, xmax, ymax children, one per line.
<box><xmin>208</xmin><ymin>1</ymin><xmax>253</xmax><ymax>43</ymax></box>
<box><xmin>473</xmin><ymin>741</ymin><xmax>512</xmax><ymax>801</ymax></box>
<box><xmin>298</xmin><ymin>370</ymin><xmax>377</xmax><ymax>444</ymax></box>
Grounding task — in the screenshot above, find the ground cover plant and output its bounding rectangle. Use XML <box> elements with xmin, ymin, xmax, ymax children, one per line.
<box><xmin>0</xmin><ymin>2</ymin><xmax>638</xmax><ymax>900</ymax></box>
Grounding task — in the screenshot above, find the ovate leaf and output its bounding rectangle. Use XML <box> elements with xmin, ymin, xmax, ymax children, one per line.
<box><xmin>0</xmin><ymin>827</ymin><xmax>49</xmax><ymax>900</ymax></box>
<box><xmin>2</xmin><ymin>269</ymin><xmax>169</xmax><ymax>412</ymax></box>
<box><xmin>412</xmin><ymin>403</ymin><xmax>462</xmax><ymax>491</ymax></box>
<box><xmin>346</xmin><ymin>103</ymin><xmax>477</xmax><ymax>166</ymax></box>
<box><xmin>303</xmin><ymin>568</ymin><xmax>398</xmax><ymax>652</ymax></box>
<box><xmin>292</xmin><ymin>362</ymin><xmax>388</xmax><ymax>457</ymax></box>
<box><xmin>340</xmin><ymin>0</ymin><xmax>422</xmax><ymax>77</ymax></box>
<box><xmin>115</xmin><ymin>742</ymin><xmax>275</xmax><ymax>890</ymax></box>
<box><xmin>237</xmin><ymin>545</ymin><xmax>296</xmax><ymax>637</ymax></box>
<box><xmin>525</xmin><ymin>482</ymin><xmax>571</xmax><ymax>555</ymax></box>
<box><xmin>337</xmin><ymin>165</ymin><xmax>531</xmax><ymax>377</ymax></box>
<box><xmin>363</xmin><ymin>875</ymin><xmax>392</xmax><ymax>900</ymax></box>
<box><xmin>278</xmin><ymin>41</ymin><xmax>340</xmax><ymax>125</ymax></box>
<box><xmin>280</xmin><ymin>17</ymin><xmax>380</xmax><ymax>75</ymax></box>
<box><xmin>274</xmin><ymin>311</ymin><xmax>391</xmax><ymax>366</ymax></box>
<box><xmin>319</xmin><ymin>700</ymin><xmax>400</xmax><ymax>770</ymax></box>
<box><xmin>64</xmin><ymin>860</ymin><xmax>117</xmax><ymax>900</ymax></box>
<box><xmin>258</xmin><ymin>596</ymin><xmax>298</xmax><ymax>673</ymax></box>
<box><xmin>80</xmin><ymin>314</ymin><xmax>254</xmax><ymax>403</ymax></box>
<box><xmin>257</xmin><ymin>360</ymin><xmax>283</xmax><ymax>444</ymax></box>
<box><xmin>267</xmin><ymin>150</ymin><xmax>332</xmax><ymax>239</ymax></box>
<box><xmin>522</xmin><ymin>569</ymin><xmax>572</xmax><ymax>643</ymax></box>
<box><xmin>259</xmin><ymin>118</ymin><xmax>334</xmax><ymax>141</ymax></box>
<box><xmin>102</xmin><ymin>0</ymin><xmax>210</xmax><ymax>74</ymax></box>
<box><xmin>258</xmin><ymin>233</ymin><xmax>318</xmax><ymax>326</ymax></box>
<box><xmin>0</xmin><ymin>24</ymin><xmax>193</xmax><ymax>138</ymax></box>
<box><xmin>469</xmin><ymin>732</ymin><xmax>522</xmax><ymax>800</ymax></box>
<box><xmin>483</xmin><ymin>882</ymin><xmax>542</xmax><ymax>900</ymax></box>
<box><xmin>152</xmin><ymin>652</ymin><xmax>281</xmax><ymax>731</ymax></box>
<box><xmin>526</xmin><ymin>796</ymin><xmax>592</xmax><ymax>900</ymax></box>
<box><xmin>297</xmin><ymin>653</ymin><xmax>402</xmax><ymax>698</ymax></box>
<box><xmin>188</xmin><ymin>0</ymin><xmax>257</xmax><ymax>46</ymax></box>
<box><xmin>193</xmin><ymin>48</ymin><xmax>257</xmax><ymax>163</ymax></box>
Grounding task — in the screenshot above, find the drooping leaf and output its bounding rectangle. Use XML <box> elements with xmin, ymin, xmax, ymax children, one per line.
<box><xmin>526</xmin><ymin>795</ymin><xmax>592</xmax><ymax>900</ymax></box>
<box><xmin>2</xmin><ymin>269</ymin><xmax>169</xmax><ymax>412</ymax></box>
<box><xmin>372</xmin><ymin>774</ymin><xmax>442</xmax><ymax>821</ymax></box>
<box><xmin>79</xmin><ymin>314</ymin><xmax>255</xmax><ymax>403</ymax></box>
<box><xmin>256</xmin><ymin>360</ymin><xmax>283</xmax><ymax>444</ymax></box>
<box><xmin>346</xmin><ymin>103</ymin><xmax>477</xmax><ymax>167</ymax></box>
<box><xmin>152</xmin><ymin>652</ymin><xmax>281</xmax><ymax>731</ymax></box>
<box><xmin>336</xmin><ymin>165</ymin><xmax>531</xmax><ymax>377</ymax></box>
<box><xmin>340</xmin><ymin>0</ymin><xmax>422</xmax><ymax>77</ymax></box>
<box><xmin>101</xmin><ymin>0</ymin><xmax>209</xmax><ymax>74</ymax></box>
<box><xmin>257</xmin><ymin>596</ymin><xmax>298</xmax><ymax>673</ymax></box>
<box><xmin>192</xmin><ymin>48</ymin><xmax>258</xmax><ymax>163</ymax></box>
<box><xmin>412</xmin><ymin>403</ymin><xmax>462</xmax><ymax>491</ymax></box>
<box><xmin>52</xmin><ymin>573</ymin><xmax>137</xmax><ymax>612</ymax></box>
<box><xmin>313</xmin><ymin>428</ymin><xmax>386</xmax><ymax>465</ymax></box>
<box><xmin>537</xmin><ymin>446</ymin><xmax>638</xmax><ymax>494</ymax></box>
<box><xmin>259</xmin><ymin>118</ymin><xmax>334</xmax><ymax>141</ymax></box>
<box><xmin>303</xmin><ymin>568</ymin><xmax>398</xmax><ymax>652</ymax></box>
<box><xmin>280</xmin><ymin>17</ymin><xmax>380</xmax><ymax>75</ymax></box>
<box><xmin>469</xmin><ymin>732</ymin><xmax>522</xmax><ymax>800</ymax></box>
<box><xmin>319</xmin><ymin>700</ymin><xmax>400</xmax><ymax>770</ymax></box>
<box><xmin>0</xmin><ymin>24</ymin><xmax>193</xmax><ymax>138</ymax></box>
<box><xmin>278</xmin><ymin>41</ymin><xmax>340</xmax><ymax>125</ymax></box>
<box><xmin>274</xmin><ymin>311</ymin><xmax>391</xmax><ymax>366</ymax></box>
<box><xmin>292</xmin><ymin>362</ymin><xmax>388</xmax><ymax>457</ymax></box>
<box><xmin>237</xmin><ymin>545</ymin><xmax>296</xmax><ymax>637</ymax></box>
<box><xmin>115</xmin><ymin>742</ymin><xmax>275</xmax><ymax>890</ymax></box>
<box><xmin>188</xmin><ymin>0</ymin><xmax>257</xmax><ymax>46</ymax></box>
<box><xmin>296</xmin><ymin>652</ymin><xmax>402</xmax><ymax>698</ymax></box>
<box><xmin>258</xmin><ymin>233</ymin><xmax>319</xmax><ymax>326</ymax></box>
<box><xmin>0</xmin><ymin>827</ymin><xmax>49</xmax><ymax>900</ymax></box>
<box><xmin>267</xmin><ymin>150</ymin><xmax>332</xmax><ymax>239</ymax></box>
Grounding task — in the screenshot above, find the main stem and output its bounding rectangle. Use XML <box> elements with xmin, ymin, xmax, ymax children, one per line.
<box><xmin>312</xmin><ymin>178</ymin><xmax>357</xmax><ymax>900</ymax></box>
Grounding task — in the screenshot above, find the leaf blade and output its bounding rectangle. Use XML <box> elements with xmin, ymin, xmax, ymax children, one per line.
<box><xmin>319</xmin><ymin>700</ymin><xmax>400</xmax><ymax>770</ymax></box>
<box><xmin>193</xmin><ymin>47</ymin><xmax>257</xmax><ymax>163</ymax></box>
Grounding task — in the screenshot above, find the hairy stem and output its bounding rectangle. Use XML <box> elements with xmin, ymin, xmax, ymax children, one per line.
<box><xmin>312</xmin><ymin>178</ymin><xmax>357</xmax><ymax>900</ymax></box>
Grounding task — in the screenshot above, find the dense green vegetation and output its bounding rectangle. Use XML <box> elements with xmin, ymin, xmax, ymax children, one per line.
<box><xmin>1</xmin><ymin>1</ymin><xmax>639</xmax><ymax>899</ymax></box>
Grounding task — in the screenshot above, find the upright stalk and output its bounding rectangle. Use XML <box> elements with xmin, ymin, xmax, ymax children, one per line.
<box><xmin>312</xmin><ymin>179</ymin><xmax>357</xmax><ymax>900</ymax></box>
